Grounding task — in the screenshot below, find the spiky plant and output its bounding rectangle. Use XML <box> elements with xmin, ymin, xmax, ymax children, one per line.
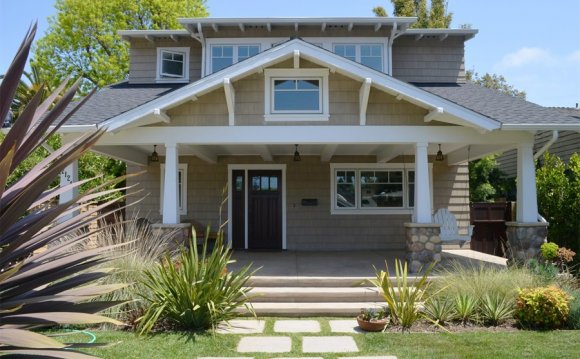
<box><xmin>0</xmin><ymin>24</ymin><xmax>133</xmax><ymax>357</ymax></box>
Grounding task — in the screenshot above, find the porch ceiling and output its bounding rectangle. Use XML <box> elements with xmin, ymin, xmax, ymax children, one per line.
<box><xmin>104</xmin><ymin>142</ymin><xmax>500</xmax><ymax>165</ymax></box>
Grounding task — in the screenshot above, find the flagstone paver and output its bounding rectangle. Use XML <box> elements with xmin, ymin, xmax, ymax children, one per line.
<box><xmin>302</xmin><ymin>336</ymin><xmax>358</xmax><ymax>353</ymax></box>
<box><xmin>237</xmin><ymin>336</ymin><xmax>292</xmax><ymax>353</ymax></box>
<box><xmin>216</xmin><ymin>319</ymin><xmax>266</xmax><ymax>334</ymax></box>
<box><xmin>329</xmin><ymin>319</ymin><xmax>365</xmax><ymax>334</ymax></box>
<box><xmin>274</xmin><ymin>320</ymin><xmax>321</xmax><ymax>333</ymax></box>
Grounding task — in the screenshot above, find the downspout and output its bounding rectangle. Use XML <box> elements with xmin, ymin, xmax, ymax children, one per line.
<box><xmin>387</xmin><ymin>22</ymin><xmax>408</xmax><ymax>75</ymax></box>
<box><xmin>533</xmin><ymin>130</ymin><xmax>558</xmax><ymax>160</ymax></box>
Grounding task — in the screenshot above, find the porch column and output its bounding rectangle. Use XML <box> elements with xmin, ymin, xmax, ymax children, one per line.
<box><xmin>162</xmin><ymin>143</ymin><xmax>180</xmax><ymax>224</ymax></box>
<box><xmin>516</xmin><ymin>142</ymin><xmax>538</xmax><ymax>222</ymax></box>
<box><xmin>59</xmin><ymin>160</ymin><xmax>79</xmax><ymax>221</ymax></box>
<box><xmin>414</xmin><ymin>142</ymin><xmax>432</xmax><ymax>223</ymax></box>
<box><xmin>505</xmin><ymin>141</ymin><xmax>547</xmax><ymax>265</ymax></box>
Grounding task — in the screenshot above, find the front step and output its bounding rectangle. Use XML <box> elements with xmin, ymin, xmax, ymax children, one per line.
<box><xmin>247</xmin><ymin>276</ymin><xmax>372</xmax><ymax>288</ymax></box>
<box><xmin>249</xmin><ymin>286</ymin><xmax>383</xmax><ymax>302</ymax></box>
<box><xmin>240</xmin><ymin>302</ymin><xmax>385</xmax><ymax>317</ymax></box>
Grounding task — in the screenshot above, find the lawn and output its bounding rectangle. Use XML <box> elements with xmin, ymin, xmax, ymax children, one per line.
<box><xmin>57</xmin><ymin>318</ymin><xmax>580</xmax><ymax>359</ymax></box>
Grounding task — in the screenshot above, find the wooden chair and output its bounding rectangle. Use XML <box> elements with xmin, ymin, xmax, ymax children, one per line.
<box><xmin>432</xmin><ymin>208</ymin><xmax>473</xmax><ymax>247</ymax></box>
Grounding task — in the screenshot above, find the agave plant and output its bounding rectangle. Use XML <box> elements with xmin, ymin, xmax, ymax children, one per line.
<box><xmin>0</xmin><ymin>24</ymin><xmax>133</xmax><ymax>357</ymax></box>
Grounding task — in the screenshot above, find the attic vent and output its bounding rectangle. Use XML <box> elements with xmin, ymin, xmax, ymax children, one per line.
<box><xmin>246</xmin><ymin>25</ymin><xmax>266</xmax><ymax>29</ymax></box>
<box><xmin>327</xmin><ymin>24</ymin><xmax>347</xmax><ymax>29</ymax></box>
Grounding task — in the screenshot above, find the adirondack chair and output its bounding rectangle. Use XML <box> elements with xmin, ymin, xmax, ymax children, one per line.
<box><xmin>432</xmin><ymin>208</ymin><xmax>473</xmax><ymax>247</ymax></box>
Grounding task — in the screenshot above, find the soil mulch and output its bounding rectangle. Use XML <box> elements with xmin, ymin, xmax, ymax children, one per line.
<box><xmin>382</xmin><ymin>319</ymin><xmax>520</xmax><ymax>333</ymax></box>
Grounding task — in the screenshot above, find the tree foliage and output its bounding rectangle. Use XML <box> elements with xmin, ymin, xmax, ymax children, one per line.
<box><xmin>373</xmin><ymin>0</ymin><xmax>452</xmax><ymax>28</ymax></box>
<box><xmin>536</xmin><ymin>152</ymin><xmax>580</xmax><ymax>255</ymax></box>
<box><xmin>32</xmin><ymin>0</ymin><xmax>208</xmax><ymax>93</ymax></box>
<box><xmin>469</xmin><ymin>155</ymin><xmax>515</xmax><ymax>202</ymax></box>
<box><xmin>466</xmin><ymin>70</ymin><xmax>526</xmax><ymax>99</ymax></box>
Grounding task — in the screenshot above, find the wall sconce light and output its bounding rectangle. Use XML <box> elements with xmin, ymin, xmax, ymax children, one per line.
<box><xmin>149</xmin><ymin>145</ymin><xmax>159</xmax><ymax>163</ymax></box>
<box><xmin>435</xmin><ymin>144</ymin><xmax>444</xmax><ymax>162</ymax></box>
<box><xmin>293</xmin><ymin>144</ymin><xmax>301</xmax><ymax>162</ymax></box>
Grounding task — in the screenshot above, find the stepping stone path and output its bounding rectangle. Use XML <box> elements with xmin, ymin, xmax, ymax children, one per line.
<box><xmin>274</xmin><ymin>320</ymin><xmax>321</xmax><ymax>333</ymax></box>
<box><xmin>302</xmin><ymin>336</ymin><xmax>358</xmax><ymax>353</ymax></box>
<box><xmin>237</xmin><ymin>336</ymin><xmax>292</xmax><ymax>353</ymax></box>
<box><xmin>212</xmin><ymin>319</ymin><xmax>397</xmax><ymax>358</ymax></box>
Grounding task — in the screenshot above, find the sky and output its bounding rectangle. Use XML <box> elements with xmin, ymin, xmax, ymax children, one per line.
<box><xmin>1</xmin><ymin>0</ymin><xmax>579</xmax><ymax>107</ymax></box>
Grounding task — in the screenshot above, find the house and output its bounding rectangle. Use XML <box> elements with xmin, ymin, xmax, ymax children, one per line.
<box><xmin>55</xmin><ymin>17</ymin><xmax>580</xmax><ymax>271</ymax></box>
<box><xmin>497</xmin><ymin>106</ymin><xmax>580</xmax><ymax>178</ymax></box>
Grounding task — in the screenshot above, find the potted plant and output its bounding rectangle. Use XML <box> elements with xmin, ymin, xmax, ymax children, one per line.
<box><xmin>357</xmin><ymin>307</ymin><xmax>389</xmax><ymax>332</ymax></box>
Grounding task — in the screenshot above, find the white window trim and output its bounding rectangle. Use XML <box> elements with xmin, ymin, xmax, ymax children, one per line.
<box><xmin>264</xmin><ymin>68</ymin><xmax>330</xmax><ymax>122</ymax></box>
<box><xmin>329</xmin><ymin>163</ymin><xmax>432</xmax><ymax>215</ymax></box>
<box><xmin>160</xmin><ymin>163</ymin><xmax>188</xmax><ymax>215</ymax></box>
<box><xmin>204</xmin><ymin>37</ymin><xmax>389</xmax><ymax>76</ymax></box>
<box><xmin>156</xmin><ymin>47</ymin><xmax>190</xmax><ymax>83</ymax></box>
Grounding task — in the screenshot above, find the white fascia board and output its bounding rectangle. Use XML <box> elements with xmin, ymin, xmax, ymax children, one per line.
<box><xmin>96</xmin><ymin>126</ymin><xmax>534</xmax><ymax>146</ymax></box>
<box><xmin>101</xmin><ymin>39</ymin><xmax>500</xmax><ymax>133</ymax></box>
<box><xmin>179</xmin><ymin>17</ymin><xmax>417</xmax><ymax>28</ymax></box>
<box><xmin>501</xmin><ymin>123</ymin><xmax>580</xmax><ymax>131</ymax></box>
<box><xmin>54</xmin><ymin>125</ymin><xmax>99</xmax><ymax>133</ymax></box>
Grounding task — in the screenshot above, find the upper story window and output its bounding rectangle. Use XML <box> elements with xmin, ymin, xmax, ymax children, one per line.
<box><xmin>264</xmin><ymin>68</ymin><xmax>329</xmax><ymax>121</ymax></box>
<box><xmin>211</xmin><ymin>44</ymin><xmax>260</xmax><ymax>73</ymax></box>
<box><xmin>157</xmin><ymin>47</ymin><xmax>190</xmax><ymax>82</ymax></box>
<box><xmin>333</xmin><ymin>43</ymin><xmax>384</xmax><ymax>71</ymax></box>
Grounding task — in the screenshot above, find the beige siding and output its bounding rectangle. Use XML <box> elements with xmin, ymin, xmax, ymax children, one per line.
<box><xmin>129</xmin><ymin>38</ymin><xmax>202</xmax><ymax>83</ymax></box>
<box><xmin>126</xmin><ymin>155</ymin><xmax>469</xmax><ymax>250</ymax></box>
<box><xmin>163</xmin><ymin>64</ymin><xmax>430</xmax><ymax>126</ymax></box>
<box><xmin>392</xmin><ymin>36</ymin><xmax>466</xmax><ymax>83</ymax></box>
<box><xmin>497</xmin><ymin>130</ymin><xmax>580</xmax><ymax>177</ymax></box>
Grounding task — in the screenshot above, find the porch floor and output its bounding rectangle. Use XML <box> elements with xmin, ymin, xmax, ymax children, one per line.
<box><xmin>229</xmin><ymin>249</ymin><xmax>507</xmax><ymax>278</ymax></box>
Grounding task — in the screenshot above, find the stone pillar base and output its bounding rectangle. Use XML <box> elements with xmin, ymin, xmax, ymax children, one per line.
<box><xmin>505</xmin><ymin>222</ymin><xmax>548</xmax><ymax>265</ymax></box>
<box><xmin>404</xmin><ymin>223</ymin><xmax>442</xmax><ymax>273</ymax></box>
<box><xmin>151</xmin><ymin>223</ymin><xmax>192</xmax><ymax>248</ymax></box>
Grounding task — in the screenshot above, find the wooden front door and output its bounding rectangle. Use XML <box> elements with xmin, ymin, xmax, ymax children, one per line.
<box><xmin>247</xmin><ymin>170</ymin><xmax>282</xmax><ymax>250</ymax></box>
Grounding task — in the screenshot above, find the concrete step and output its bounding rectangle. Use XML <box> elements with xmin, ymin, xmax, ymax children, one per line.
<box><xmin>238</xmin><ymin>301</ymin><xmax>386</xmax><ymax>317</ymax></box>
<box><xmin>247</xmin><ymin>275</ymin><xmax>434</xmax><ymax>288</ymax></box>
<box><xmin>249</xmin><ymin>286</ymin><xmax>383</xmax><ymax>303</ymax></box>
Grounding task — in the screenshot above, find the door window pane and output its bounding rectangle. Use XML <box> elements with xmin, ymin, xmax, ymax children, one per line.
<box><xmin>269</xmin><ymin>176</ymin><xmax>278</xmax><ymax>191</ymax></box>
<box><xmin>261</xmin><ymin>176</ymin><xmax>269</xmax><ymax>191</ymax></box>
<box><xmin>235</xmin><ymin>175</ymin><xmax>243</xmax><ymax>191</ymax></box>
<box><xmin>252</xmin><ymin>176</ymin><xmax>261</xmax><ymax>191</ymax></box>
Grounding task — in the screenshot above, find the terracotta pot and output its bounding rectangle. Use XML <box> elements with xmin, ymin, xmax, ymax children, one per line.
<box><xmin>356</xmin><ymin>315</ymin><xmax>388</xmax><ymax>332</ymax></box>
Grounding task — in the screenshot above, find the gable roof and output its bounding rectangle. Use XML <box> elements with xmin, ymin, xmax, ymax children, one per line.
<box><xmin>417</xmin><ymin>83</ymin><xmax>580</xmax><ymax>130</ymax></box>
<box><xmin>97</xmin><ymin>38</ymin><xmax>501</xmax><ymax>132</ymax></box>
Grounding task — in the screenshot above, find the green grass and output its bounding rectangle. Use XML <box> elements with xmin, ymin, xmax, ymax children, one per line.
<box><xmin>55</xmin><ymin>318</ymin><xmax>580</xmax><ymax>359</ymax></box>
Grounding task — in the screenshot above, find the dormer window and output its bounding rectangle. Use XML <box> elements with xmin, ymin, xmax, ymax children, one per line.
<box><xmin>157</xmin><ymin>47</ymin><xmax>190</xmax><ymax>82</ymax></box>
<box><xmin>211</xmin><ymin>44</ymin><xmax>260</xmax><ymax>73</ymax></box>
<box><xmin>333</xmin><ymin>43</ymin><xmax>384</xmax><ymax>72</ymax></box>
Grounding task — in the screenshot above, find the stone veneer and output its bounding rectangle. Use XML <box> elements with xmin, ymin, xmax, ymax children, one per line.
<box><xmin>404</xmin><ymin>223</ymin><xmax>442</xmax><ymax>273</ymax></box>
<box><xmin>505</xmin><ymin>222</ymin><xmax>548</xmax><ymax>265</ymax></box>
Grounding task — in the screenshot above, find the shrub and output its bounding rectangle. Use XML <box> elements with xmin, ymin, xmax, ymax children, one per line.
<box><xmin>137</xmin><ymin>231</ymin><xmax>256</xmax><ymax>334</ymax></box>
<box><xmin>359</xmin><ymin>307</ymin><xmax>388</xmax><ymax>322</ymax></box>
<box><xmin>540</xmin><ymin>242</ymin><xmax>559</xmax><ymax>261</ymax></box>
<box><xmin>423</xmin><ymin>298</ymin><xmax>456</xmax><ymax>326</ymax></box>
<box><xmin>453</xmin><ymin>293</ymin><xmax>479</xmax><ymax>325</ymax></box>
<box><xmin>567</xmin><ymin>289</ymin><xmax>580</xmax><ymax>329</ymax></box>
<box><xmin>370</xmin><ymin>259</ymin><xmax>434</xmax><ymax>332</ymax></box>
<box><xmin>479</xmin><ymin>294</ymin><xmax>514</xmax><ymax>326</ymax></box>
<box><xmin>515</xmin><ymin>286</ymin><xmax>571</xmax><ymax>329</ymax></box>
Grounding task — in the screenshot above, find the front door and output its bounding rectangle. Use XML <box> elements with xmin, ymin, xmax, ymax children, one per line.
<box><xmin>247</xmin><ymin>170</ymin><xmax>283</xmax><ymax>250</ymax></box>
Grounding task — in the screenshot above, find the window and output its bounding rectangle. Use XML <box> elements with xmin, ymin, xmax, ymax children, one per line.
<box><xmin>157</xmin><ymin>47</ymin><xmax>190</xmax><ymax>82</ymax></box>
<box><xmin>264</xmin><ymin>68</ymin><xmax>329</xmax><ymax>121</ymax></box>
<box><xmin>160</xmin><ymin>164</ymin><xmax>188</xmax><ymax>215</ymax></box>
<box><xmin>210</xmin><ymin>44</ymin><xmax>260</xmax><ymax>73</ymax></box>
<box><xmin>331</xmin><ymin>164</ymin><xmax>425</xmax><ymax>215</ymax></box>
<box><xmin>333</xmin><ymin>43</ymin><xmax>384</xmax><ymax>72</ymax></box>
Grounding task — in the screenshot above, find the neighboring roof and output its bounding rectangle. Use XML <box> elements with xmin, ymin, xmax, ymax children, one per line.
<box><xmin>402</xmin><ymin>28</ymin><xmax>478</xmax><ymax>41</ymax></box>
<box><xmin>416</xmin><ymin>83</ymin><xmax>580</xmax><ymax>130</ymax></box>
<box><xmin>550</xmin><ymin>107</ymin><xmax>580</xmax><ymax>120</ymax></box>
<box><xmin>96</xmin><ymin>38</ymin><xmax>500</xmax><ymax>132</ymax></box>
<box><xmin>61</xmin><ymin>82</ymin><xmax>185</xmax><ymax>126</ymax></box>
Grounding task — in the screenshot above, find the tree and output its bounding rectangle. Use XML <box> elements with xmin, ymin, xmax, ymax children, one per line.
<box><xmin>33</xmin><ymin>0</ymin><xmax>208</xmax><ymax>93</ymax></box>
<box><xmin>469</xmin><ymin>155</ymin><xmax>515</xmax><ymax>202</ymax></box>
<box><xmin>373</xmin><ymin>0</ymin><xmax>452</xmax><ymax>28</ymax></box>
<box><xmin>536</xmin><ymin>153</ymin><xmax>580</xmax><ymax>256</ymax></box>
<box><xmin>466</xmin><ymin>70</ymin><xmax>526</xmax><ymax>99</ymax></box>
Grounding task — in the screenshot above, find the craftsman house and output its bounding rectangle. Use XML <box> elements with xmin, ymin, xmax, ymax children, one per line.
<box><xmin>56</xmin><ymin>17</ymin><xmax>580</xmax><ymax>269</ymax></box>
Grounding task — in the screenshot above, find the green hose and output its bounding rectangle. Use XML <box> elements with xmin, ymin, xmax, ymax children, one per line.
<box><xmin>65</xmin><ymin>329</ymin><xmax>97</xmax><ymax>345</ymax></box>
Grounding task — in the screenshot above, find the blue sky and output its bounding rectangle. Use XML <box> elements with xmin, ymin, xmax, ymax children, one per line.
<box><xmin>1</xmin><ymin>0</ymin><xmax>579</xmax><ymax>107</ymax></box>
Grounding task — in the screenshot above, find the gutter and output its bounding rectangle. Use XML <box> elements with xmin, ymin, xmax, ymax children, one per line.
<box><xmin>534</xmin><ymin>130</ymin><xmax>558</xmax><ymax>160</ymax></box>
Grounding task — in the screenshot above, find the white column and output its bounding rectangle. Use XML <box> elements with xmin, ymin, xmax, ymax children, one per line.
<box><xmin>162</xmin><ymin>143</ymin><xmax>180</xmax><ymax>224</ymax></box>
<box><xmin>516</xmin><ymin>142</ymin><xmax>538</xmax><ymax>222</ymax></box>
<box><xmin>414</xmin><ymin>142</ymin><xmax>432</xmax><ymax>223</ymax></box>
<box><xmin>59</xmin><ymin>160</ymin><xmax>79</xmax><ymax>221</ymax></box>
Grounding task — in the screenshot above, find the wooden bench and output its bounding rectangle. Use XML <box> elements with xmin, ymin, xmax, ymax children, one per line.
<box><xmin>432</xmin><ymin>208</ymin><xmax>473</xmax><ymax>248</ymax></box>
